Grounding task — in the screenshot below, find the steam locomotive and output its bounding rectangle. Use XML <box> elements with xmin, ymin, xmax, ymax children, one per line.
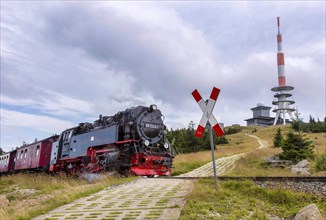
<box><xmin>0</xmin><ymin>105</ymin><xmax>173</xmax><ymax>176</ymax></box>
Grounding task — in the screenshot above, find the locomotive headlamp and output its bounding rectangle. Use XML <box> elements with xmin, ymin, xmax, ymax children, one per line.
<box><xmin>164</xmin><ymin>143</ymin><xmax>169</xmax><ymax>149</ymax></box>
<box><xmin>144</xmin><ymin>140</ymin><xmax>150</xmax><ymax>146</ymax></box>
<box><xmin>149</xmin><ymin>104</ymin><xmax>157</xmax><ymax>111</ymax></box>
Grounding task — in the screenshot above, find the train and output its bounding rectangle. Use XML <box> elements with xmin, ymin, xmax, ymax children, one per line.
<box><xmin>0</xmin><ymin>105</ymin><xmax>173</xmax><ymax>177</ymax></box>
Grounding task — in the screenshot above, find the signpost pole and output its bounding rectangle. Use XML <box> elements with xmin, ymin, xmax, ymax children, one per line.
<box><xmin>208</xmin><ymin>122</ymin><xmax>218</xmax><ymax>190</ymax></box>
<box><xmin>192</xmin><ymin>87</ymin><xmax>223</xmax><ymax>191</ymax></box>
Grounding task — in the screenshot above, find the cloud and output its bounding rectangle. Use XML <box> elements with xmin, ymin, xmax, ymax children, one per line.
<box><xmin>1</xmin><ymin>109</ymin><xmax>74</xmax><ymax>132</ymax></box>
<box><xmin>0</xmin><ymin>1</ymin><xmax>325</xmax><ymax>151</ymax></box>
<box><xmin>39</xmin><ymin>2</ymin><xmax>225</xmax><ymax>103</ymax></box>
<box><xmin>1</xmin><ymin>89</ymin><xmax>94</xmax><ymax>118</ymax></box>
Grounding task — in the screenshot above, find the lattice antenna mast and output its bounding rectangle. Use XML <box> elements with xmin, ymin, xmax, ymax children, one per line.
<box><xmin>271</xmin><ymin>17</ymin><xmax>296</xmax><ymax>125</ymax></box>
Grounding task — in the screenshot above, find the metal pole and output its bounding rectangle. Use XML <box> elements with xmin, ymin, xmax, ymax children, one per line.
<box><xmin>209</xmin><ymin>122</ymin><xmax>218</xmax><ymax>190</ymax></box>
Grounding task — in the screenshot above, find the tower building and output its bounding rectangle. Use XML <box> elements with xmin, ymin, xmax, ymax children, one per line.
<box><xmin>245</xmin><ymin>103</ymin><xmax>274</xmax><ymax>127</ymax></box>
<box><xmin>271</xmin><ymin>17</ymin><xmax>296</xmax><ymax>125</ymax></box>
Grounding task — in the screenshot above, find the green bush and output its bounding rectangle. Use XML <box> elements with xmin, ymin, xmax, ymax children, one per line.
<box><xmin>291</xmin><ymin>116</ymin><xmax>326</xmax><ymax>133</ymax></box>
<box><xmin>224</xmin><ymin>126</ymin><xmax>242</xmax><ymax>135</ymax></box>
<box><xmin>315</xmin><ymin>154</ymin><xmax>326</xmax><ymax>171</ymax></box>
<box><xmin>166</xmin><ymin>122</ymin><xmax>228</xmax><ymax>154</ymax></box>
<box><xmin>279</xmin><ymin>131</ymin><xmax>315</xmax><ymax>163</ymax></box>
<box><xmin>273</xmin><ymin>128</ymin><xmax>283</xmax><ymax>148</ymax></box>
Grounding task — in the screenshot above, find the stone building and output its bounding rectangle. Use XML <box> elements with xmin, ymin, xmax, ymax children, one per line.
<box><xmin>245</xmin><ymin>103</ymin><xmax>284</xmax><ymax>127</ymax></box>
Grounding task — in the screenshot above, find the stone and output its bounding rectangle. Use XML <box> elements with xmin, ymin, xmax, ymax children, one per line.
<box><xmin>265</xmin><ymin>156</ymin><xmax>292</xmax><ymax>168</ymax></box>
<box><xmin>294</xmin><ymin>204</ymin><xmax>323</xmax><ymax>220</ymax></box>
<box><xmin>291</xmin><ymin>160</ymin><xmax>311</xmax><ymax>175</ymax></box>
<box><xmin>295</xmin><ymin>160</ymin><xmax>310</xmax><ymax>168</ymax></box>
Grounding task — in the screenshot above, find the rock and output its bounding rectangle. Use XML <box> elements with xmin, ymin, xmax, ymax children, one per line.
<box><xmin>291</xmin><ymin>167</ymin><xmax>310</xmax><ymax>175</ymax></box>
<box><xmin>265</xmin><ymin>156</ymin><xmax>292</xmax><ymax>167</ymax></box>
<box><xmin>294</xmin><ymin>204</ymin><xmax>323</xmax><ymax>220</ymax></box>
<box><xmin>295</xmin><ymin>160</ymin><xmax>310</xmax><ymax>168</ymax></box>
<box><xmin>291</xmin><ymin>160</ymin><xmax>311</xmax><ymax>175</ymax></box>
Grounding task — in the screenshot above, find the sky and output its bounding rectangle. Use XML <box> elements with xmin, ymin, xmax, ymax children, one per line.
<box><xmin>1</xmin><ymin>1</ymin><xmax>325</xmax><ymax>152</ymax></box>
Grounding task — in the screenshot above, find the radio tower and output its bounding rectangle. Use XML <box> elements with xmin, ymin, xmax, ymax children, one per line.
<box><xmin>271</xmin><ymin>17</ymin><xmax>296</xmax><ymax>125</ymax></box>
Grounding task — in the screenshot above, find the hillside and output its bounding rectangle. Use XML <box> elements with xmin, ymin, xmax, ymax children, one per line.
<box><xmin>172</xmin><ymin>125</ymin><xmax>326</xmax><ymax>176</ymax></box>
<box><xmin>0</xmin><ymin>174</ymin><xmax>136</xmax><ymax>219</ymax></box>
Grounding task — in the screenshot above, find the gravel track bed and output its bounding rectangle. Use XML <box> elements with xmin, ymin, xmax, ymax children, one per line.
<box><xmin>260</xmin><ymin>181</ymin><xmax>326</xmax><ymax>196</ymax></box>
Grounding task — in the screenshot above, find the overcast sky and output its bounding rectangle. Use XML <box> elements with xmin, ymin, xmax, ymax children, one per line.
<box><xmin>1</xmin><ymin>1</ymin><xmax>325</xmax><ymax>152</ymax></box>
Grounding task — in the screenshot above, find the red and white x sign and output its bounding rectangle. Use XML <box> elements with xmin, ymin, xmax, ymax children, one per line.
<box><xmin>192</xmin><ymin>87</ymin><xmax>224</xmax><ymax>138</ymax></box>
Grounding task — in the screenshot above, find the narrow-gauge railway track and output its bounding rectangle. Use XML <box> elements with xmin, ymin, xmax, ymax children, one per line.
<box><xmin>160</xmin><ymin>176</ymin><xmax>326</xmax><ymax>182</ymax></box>
<box><xmin>161</xmin><ymin>176</ymin><xmax>326</xmax><ymax>197</ymax></box>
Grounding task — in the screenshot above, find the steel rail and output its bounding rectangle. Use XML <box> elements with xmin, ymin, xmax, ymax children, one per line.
<box><xmin>158</xmin><ymin>176</ymin><xmax>326</xmax><ymax>182</ymax></box>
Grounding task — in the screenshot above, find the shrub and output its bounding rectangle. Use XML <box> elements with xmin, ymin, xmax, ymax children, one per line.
<box><xmin>225</xmin><ymin>126</ymin><xmax>242</xmax><ymax>135</ymax></box>
<box><xmin>273</xmin><ymin>128</ymin><xmax>283</xmax><ymax>148</ymax></box>
<box><xmin>279</xmin><ymin>131</ymin><xmax>315</xmax><ymax>163</ymax></box>
<box><xmin>315</xmin><ymin>154</ymin><xmax>326</xmax><ymax>172</ymax></box>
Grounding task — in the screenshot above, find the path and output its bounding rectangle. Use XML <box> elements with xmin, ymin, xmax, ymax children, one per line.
<box><xmin>33</xmin><ymin>178</ymin><xmax>193</xmax><ymax>220</ymax></box>
<box><xmin>33</xmin><ymin>134</ymin><xmax>267</xmax><ymax>220</ymax></box>
<box><xmin>246</xmin><ymin>134</ymin><xmax>269</xmax><ymax>150</ymax></box>
<box><xmin>178</xmin><ymin>133</ymin><xmax>268</xmax><ymax>177</ymax></box>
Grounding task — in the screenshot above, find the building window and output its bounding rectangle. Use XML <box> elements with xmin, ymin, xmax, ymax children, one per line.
<box><xmin>36</xmin><ymin>146</ymin><xmax>40</xmax><ymax>157</ymax></box>
<box><xmin>24</xmin><ymin>149</ymin><xmax>27</xmax><ymax>159</ymax></box>
<box><xmin>20</xmin><ymin>151</ymin><xmax>23</xmax><ymax>159</ymax></box>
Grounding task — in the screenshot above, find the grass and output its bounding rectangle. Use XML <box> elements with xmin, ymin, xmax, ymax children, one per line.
<box><xmin>172</xmin><ymin>127</ymin><xmax>259</xmax><ymax>176</ymax></box>
<box><xmin>173</xmin><ymin>125</ymin><xmax>326</xmax><ymax>177</ymax></box>
<box><xmin>253</xmin><ymin>125</ymin><xmax>291</xmax><ymax>147</ymax></box>
<box><xmin>0</xmin><ymin>173</ymin><xmax>137</xmax><ymax>220</ymax></box>
<box><xmin>226</xmin><ymin>147</ymin><xmax>293</xmax><ymax>177</ymax></box>
<box><xmin>180</xmin><ymin>179</ymin><xmax>326</xmax><ymax>219</ymax></box>
<box><xmin>228</xmin><ymin>126</ymin><xmax>326</xmax><ymax>176</ymax></box>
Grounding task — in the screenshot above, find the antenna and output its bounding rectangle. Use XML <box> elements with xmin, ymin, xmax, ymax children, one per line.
<box><xmin>271</xmin><ymin>17</ymin><xmax>296</xmax><ymax>125</ymax></box>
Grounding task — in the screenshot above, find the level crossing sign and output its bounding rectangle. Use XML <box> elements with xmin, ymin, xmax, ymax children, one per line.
<box><xmin>192</xmin><ymin>87</ymin><xmax>224</xmax><ymax>190</ymax></box>
<box><xmin>192</xmin><ymin>87</ymin><xmax>224</xmax><ymax>138</ymax></box>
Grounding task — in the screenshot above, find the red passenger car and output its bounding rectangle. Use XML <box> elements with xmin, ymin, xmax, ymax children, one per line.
<box><xmin>0</xmin><ymin>150</ymin><xmax>16</xmax><ymax>174</ymax></box>
<box><xmin>14</xmin><ymin>136</ymin><xmax>58</xmax><ymax>171</ymax></box>
<box><xmin>0</xmin><ymin>152</ymin><xmax>10</xmax><ymax>173</ymax></box>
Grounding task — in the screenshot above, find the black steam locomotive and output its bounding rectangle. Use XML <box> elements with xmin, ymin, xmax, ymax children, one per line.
<box><xmin>49</xmin><ymin>105</ymin><xmax>173</xmax><ymax>176</ymax></box>
<box><xmin>0</xmin><ymin>105</ymin><xmax>173</xmax><ymax>177</ymax></box>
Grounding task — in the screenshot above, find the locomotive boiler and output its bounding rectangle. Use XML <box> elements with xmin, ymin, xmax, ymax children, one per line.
<box><xmin>49</xmin><ymin>105</ymin><xmax>173</xmax><ymax>176</ymax></box>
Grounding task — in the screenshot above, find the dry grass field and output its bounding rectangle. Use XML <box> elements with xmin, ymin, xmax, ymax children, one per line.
<box><xmin>180</xmin><ymin>179</ymin><xmax>326</xmax><ymax>219</ymax></box>
<box><xmin>0</xmin><ymin>173</ymin><xmax>136</xmax><ymax>220</ymax></box>
<box><xmin>172</xmin><ymin>127</ymin><xmax>259</xmax><ymax>175</ymax></box>
<box><xmin>230</xmin><ymin>125</ymin><xmax>326</xmax><ymax>176</ymax></box>
<box><xmin>173</xmin><ymin>125</ymin><xmax>326</xmax><ymax>176</ymax></box>
<box><xmin>178</xmin><ymin>125</ymin><xmax>326</xmax><ymax>218</ymax></box>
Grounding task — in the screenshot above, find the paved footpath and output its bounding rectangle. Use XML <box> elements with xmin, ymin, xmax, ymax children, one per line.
<box><xmin>33</xmin><ymin>178</ymin><xmax>193</xmax><ymax>220</ymax></box>
<box><xmin>179</xmin><ymin>134</ymin><xmax>268</xmax><ymax>178</ymax></box>
<box><xmin>178</xmin><ymin>153</ymin><xmax>245</xmax><ymax>177</ymax></box>
<box><xmin>33</xmin><ymin>134</ymin><xmax>267</xmax><ymax>220</ymax></box>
